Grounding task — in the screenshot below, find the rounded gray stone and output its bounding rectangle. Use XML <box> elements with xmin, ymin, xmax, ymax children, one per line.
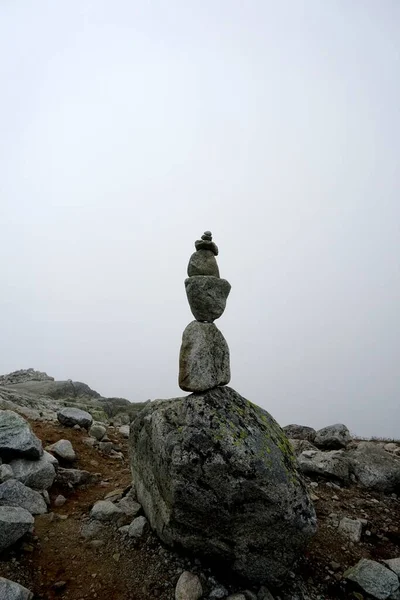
<box><xmin>283</xmin><ymin>424</ymin><xmax>316</xmax><ymax>442</ymax></box>
<box><xmin>47</xmin><ymin>439</ymin><xmax>76</xmax><ymax>462</ymax></box>
<box><xmin>314</xmin><ymin>424</ymin><xmax>351</xmax><ymax>449</ymax></box>
<box><xmin>0</xmin><ymin>577</ymin><xmax>33</xmax><ymax>600</ymax></box>
<box><xmin>187</xmin><ymin>250</ymin><xmax>220</xmax><ymax>277</ymax></box>
<box><xmin>130</xmin><ymin>386</ymin><xmax>317</xmax><ymax>585</ymax></box>
<box><xmin>57</xmin><ymin>407</ymin><xmax>93</xmax><ymax>429</ymax></box>
<box><xmin>175</xmin><ymin>571</ymin><xmax>203</xmax><ymax>600</ymax></box>
<box><xmin>179</xmin><ymin>321</ymin><xmax>230</xmax><ymax>392</ymax></box>
<box><xmin>0</xmin><ymin>410</ymin><xmax>43</xmax><ymax>461</ymax></box>
<box><xmin>0</xmin><ymin>506</ymin><xmax>34</xmax><ymax>552</ymax></box>
<box><xmin>0</xmin><ymin>480</ymin><xmax>47</xmax><ymax>515</ymax></box>
<box><xmin>185</xmin><ymin>276</ymin><xmax>231</xmax><ymax>322</ymax></box>
<box><xmin>9</xmin><ymin>454</ymin><xmax>56</xmax><ymax>490</ymax></box>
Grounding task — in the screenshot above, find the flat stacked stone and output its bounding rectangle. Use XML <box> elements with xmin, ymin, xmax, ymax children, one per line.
<box><xmin>179</xmin><ymin>232</ymin><xmax>231</xmax><ymax>392</ymax></box>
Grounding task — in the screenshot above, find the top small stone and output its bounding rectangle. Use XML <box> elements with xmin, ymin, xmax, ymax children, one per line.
<box><xmin>195</xmin><ymin>231</ymin><xmax>218</xmax><ymax>255</ymax></box>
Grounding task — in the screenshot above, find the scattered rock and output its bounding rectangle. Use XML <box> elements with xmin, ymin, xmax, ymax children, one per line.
<box><xmin>348</xmin><ymin>442</ymin><xmax>400</xmax><ymax>493</ymax></box>
<box><xmin>127</xmin><ymin>515</ymin><xmax>149</xmax><ymax>538</ymax></box>
<box><xmin>283</xmin><ymin>425</ymin><xmax>316</xmax><ymax>442</ymax></box>
<box><xmin>118</xmin><ymin>425</ymin><xmax>130</xmax><ymax>438</ymax></box>
<box><xmin>0</xmin><ymin>410</ymin><xmax>43</xmax><ymax>461</ymax></box>
<box><xmin>54</xmin><ymin>495</ymin><xmax>66</xmax><ymax>507</ymax></box>
<box><xmin>345</xmin><ymin>558</ymin><xmax>399</xmax><ymax>600</ymax></box>
<box><xmin>0</xmin><ymin>577</ymin><xmax>33</xmax><ymax>599</ymax></box>
<box><xmin>0</xmin><ymin>506</ymin><xmax>34</xmax><ymax>551</ymax></box>
<box><xmin>9</xmin><ymin>454</ymin><xmax>56</xmax><ymax>490</ymax></box>
<box><xmin>47</xmin><ymin>439</ymin><xmax>76</xmax><ymax>462</ymax></box>
<box><xmin>0</xmin><ymin>480</ymin><xmax>47</xmax><ymax>515</ymax></box>
<box><xmin>57</xmin><ymin>407</ymin><xmax>93</xmax><ymax>429</ymax></box>
<box><xmin>209</xmin><ymin>584</ymin><xmax>228</xmax><ymax>598</ymax></box>
<box><xmin>89</xmin><ymin>422</ymin><xmax>106</xmax><ymax>441</ymax></box>
<box><xmin>130</xmin><ymin>386</ymin><xmax>317</xmax><ymax>585</ymax></box>
<box><xmin>338</xmin><ymin>517</ymin><xmax>363</xmax><ymax>542</ymax></box>
<box><xmin>90</xmin><ymin>500</ymin><xmax>124</xmax><ymax>522</ymax></box>
<box><xmin>314</xmin><ymin>424</ymin><xmax>351</xmax><ymax>449</ymax></box>
<box><xmin>185</xmin><ymin>276</ymin><xmax>231</xmax><ymax>322</ymax></box>
<box><xmin>175</xmin><ymin>571</ymin><xmax>203</xmax><ymax>600</ymax></box>
<box><xmin>117</xmin><ymin>496</ymin><xmax>141</xmax><ymax>518</ymax></box>
<box><xmin>297</xmin><ymin>449</ymin><xmax>350</xmax><ymax>483</ymax></box>
<box><xmin>179</xmin><ymin>321</ymin><xmax>230</xmax><ymax>392</ymax></box>
<box><xmin>80</xmin><ymin>519</ymin><xmax>105</xmax><ymax>540</ymax></box>
<box><xmin>56</xmin><ymin>467</ymin><xmax>96</xmax><ymax>487</ymax></box>
<box><xmin>227</xmin><ymin>595</ymin><xmax>246</xmax><ymax>600</ymax></box>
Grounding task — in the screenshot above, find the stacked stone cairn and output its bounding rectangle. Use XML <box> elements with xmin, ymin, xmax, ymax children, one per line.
<box><xmin>179</xmin><ymin>231</ymin><xmax>231</xmax><ymax>392</ymax></box>
<box><xmin>130</xmin><ymin>231</ymin><xmax>317</xmax><ymax>586</ymax></box>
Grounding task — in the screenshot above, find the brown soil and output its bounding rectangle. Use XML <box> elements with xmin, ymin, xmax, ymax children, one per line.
<box><xmin>1</xmin><ymin>422</ymin><xmax>400</xmax><ymax>600</ymax></box>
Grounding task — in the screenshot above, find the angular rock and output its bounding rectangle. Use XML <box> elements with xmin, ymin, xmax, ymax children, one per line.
<box><xmin>195</xmin><ymin>238</ymin><xmax>218</xmax><ymax>255</ymax></box>
<box><xmin>345</xmin><ymin>558</ymin><xmax>399</xmax><ymax>599</ymax></box>
<box><xmin>89</xmin><ymin>422</ymin><xmax>106</xmax><ymax>441</ymax></box>
<box><xmin>0</xmin><ymin>411</ymin><xmax>43</xmax><ymax>461</ymax></box>
<box><xmin>57</xmin><ymin>407</ymin><xmax>93</xmax><ymax>429</ymax></box>
<box><xmin>90</xmin><ymin>500</ymin><xmax>123</xmax><ymax>522</ymax></box>
<box><xmin>314</xmin><ymin>424</ymin><xmax>351</xmax><ymax>449</ymax></box>
<box><xmin>47</xmin><ymin>439</ymin><xmax>76</xmax><ymax>462</ymax></box>
<box><xmin>0</xmin><ymin>506</ymin><xmax>34</xmax><ymax>551</ymax></box>
<box><xmin>0</xmin><ymin>577</ymin><xmax>33</xmax><ymax>600</ymax></box>
<box><xmin>127</xmin><ymin>515</ymin><xmax>149</xmax><ymax>538</ymax></box>
<box><xmin>338</xmin><ymin>517</ymin><xmax>363</xmax><ymax>542</ymax></box>
<box><xmin>283</xmin><ymin>425</ymin><xmax>316</xmax><ymax>442</ymax></box>
<box><xmin>9</xmin><ymin>454</ymin><xmax>56</xmax><ymax>490</ymax></box>
<box><xmin>119</xmin><ymin>425</ymin><xmax>130</xmax><ymax>438</ymax></box>
<box><xmin>117</xmin><ymin>496</ymin><xmax>141</xmax><ymax>518</ymax></box>
<box><xmin>130</xmin><ymin>386</ymin><xmax>317</xmax><ymax>585</ymax></box>
<box><xmin>179</xmin><ymin>321</ymin><xmax>230</xmax><ymax>392</ymax></box>
<box><xmin>0</xmin><ymin>464</ymin><xmax>14</xmax><ymax>483</ymax></box>
<box><xmin>0</xmin><ymin>480</ymin><xmax>47</xmax><ymax>515</ymax></box>
<box><xmin>297</xmin><ymin>449</ymin><xmax>350</xmax><ymax>483</ymax></box>
<box><xmin>289</xmin><ymin>439</ymin><xmax>317</xmax><ymax>457</ymax></box>
<box><xmin>80</xmin><ymin>519</ymin><xmax>105</xmax><ymax>540</ymax></box>
<box><xmin>348</xmin><ymin>442</ymin><xmax>400</xmax><ymax>493</ymax></box>
<box><xmin>185</xmin><ymin>276</ymin><xmax>231</xmax><ymax>322</ymax></box>
<box><xmin>175</xmin><ymin>571</ymin><xmax>203</xmax><ymax>600</ymax></box>
<box><xmin>187</xmin><ymin>250</ymin><xmax>220</xmax><ymax>277</ymax></box>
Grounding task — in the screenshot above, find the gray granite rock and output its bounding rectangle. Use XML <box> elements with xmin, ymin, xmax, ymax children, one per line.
<box><xmin>345</xmin><ymin>558</ymin><xmax>399</xmax><ymax>599</ymax></box>
<box><xmin>89</xmin><ymin>422</ymin><xmax>106</xmax><ymax>441</ymax></box>
<box><xmin>0</xmin><ymin>506</ymin><xmax>34</xmax><ymax>551</ymax></box>
<box><xmin>0</xmin><ymin>410</ymin><xmax>43</xmax><ymax>461</ymax></box>
<box><xmin>119</xmin><ymin>425</ymin><xmax>130</xmax><ymax>438</ymax></box>
<box><xmin>47</xmin><ymin>439</ymin><xmax>76</xmax><ymax>462</ymax></box>
<box><xmin>0</xmin><ymin>480</ymin><xmax>47</xmax><ymax>515</ymax></box>
<box><xmin>185</xmin><ymin>276</ymin><xmax>231</xmax><ymax>322</ymax></box>
<box><xmin>348</xmin><ymin>442</ymin><xmax>400</xmax><ymax>493</ymax></box>
<box><xmin>384</xmin><ymin>558</ymin><xmax>400</xmax><ymax>577</ymax></box>
<box><xmin>9</xmin><ymin>454</ymin><xmax>56</xmax><ymax>490</ymax></box>
<box><xmin>56</xmin><ymin>467</ymin><xmax>96</xmax><ymax>487</ymax></box>
<box><xmin>90</xmin><ymin>500</ymin><xmax>124</xmax><ymax>522</ymax></box>
<box><xmin>179</xmin><ymin>321</ymin><xmax>230</xmax><ymax>392</ymax></box>
<box><xmin>314</xmin><ymin>424</ymin><xmax>351</xmax><ymax>449</ymax></box>
<box><xmin>0</xmin><ymin>577</ymin><xmax>33</xmax><ymax>600</ymax></box>
<box><xmin>195</xmin><ymin>239</ymin><xmax>218</xmax><ymax>255</ymax></box>
<box><xmin>57</xmin><ymin>407</ymin><xmax>93</xmax><ymax>429</ymax></box>
<box><xmin>0</xmin><ymin>464</ymin><xmax>14</xmax><ymax>483</ymax></box>
<box><xmin>338</xmin><ymin>517</ymin><xmax>363</xmax><ymax>542</ymax></box>
<box><xmin>297</xmin><ymin>449</ymin><xmax>350</xmax><ymax>483</ymax></box>
<box><xmin>187</xmin><ymin>250</ymin><xmax>220</xmax><ymax>277</ymax></box>
<box><xmin>289</xmin><ymin>439</ymin><xmax>317</xmax><ymax>457</ymax></box>
<box><xmin>127</xmin><ymin>515</ymin><xmax>149</xmax><ymax>538</ymax></box>
<box><xmin>175</xmin><ymin>571</ymin><xmax>203</xmax><ymax>600</ymax></box>
<box><xmin>130</xmin><ymin>386</ymin><xmax>317</xmax><ymax>585</ymax></box>
<box><xmin>283</xmin><ymin>424</ymin><xmax>316</xmax><ymax>442</ymax></box>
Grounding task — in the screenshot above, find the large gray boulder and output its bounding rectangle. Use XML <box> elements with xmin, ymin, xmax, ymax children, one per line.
<box><xmin>9</xmin><ymin>453</ymin><xmax>56</xmax><ymax>490</ymax></box>
<box><xmin>57</xmin><ymin>407</ymin><xmax>93</xmax><ymax>429</ymax></box>
<box><xmin>179</xmin><ymin>321</ymin><xmax>230</xmax><ymax>392</ymax></box>
<box><xmin>347</xmin><ymin>442</ymin><xmax>400</xmax><ymax>493</ymax></box>
<box><xmin>130</xmin><ymin>386</ymin><xmax>317</xmax><ymax>585</ymax></box>
<box><xmin>185</xmin><ymin>276</ymin><xmax>231</xmax><ymax>322</ymax></box>
<box><xmin>0</xmin><ymin>577</ymin><xmax>33</xmax><ymax>600</ymax></box>
<box><xmin>297</xmin><ymin>449</ymin><xmax>350</xmax><ymax>483</ymax></box>
<box><xmin>0</xmin><ymin>411</ymin><xmax>43</xmax><ymax>461</ymax></box>
<box><xmin>345</xmin><ymin>558</ymin><xmax>399</xmax><ymax>600</ymax></box>
<box><xmin>283</xmin><ymin>424</ymin><xmax>316</xmax><ymax>442</ymax></box>
<box><xmin>0</xmin><ymin>506</ymin><xmax>34</xmax><ymax>551</ymax></box>
<box><xmin>187</xmin><ymin>250</ymin><xmax>220</xmax><ymax>277</ymax></box>
<box><xmin>0</xmin><ymin>480</ymin><xmax>47</xmax><ymax>515</ymax></box>
<box><xmin>314</xmin><ymin>424</ymin><xmax>351</xmax><ymax>449</ymax></box>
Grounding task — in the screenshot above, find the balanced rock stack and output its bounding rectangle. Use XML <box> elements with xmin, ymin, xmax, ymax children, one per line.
<box><xmin>130</xmin><ymin>231</ymin><xmax>317</xmax><ymax>586</ymax></box>
<box><xmin>179</xmin><ymin>231</ymin><xmax>231</xmax><ymax>392</ymax></box>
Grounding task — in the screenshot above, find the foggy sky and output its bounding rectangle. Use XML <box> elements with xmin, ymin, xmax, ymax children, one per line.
<box><xmin>1</xmin><ymin>1</ymin><xmax>399</xmax><ymax>438</ymax></box>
